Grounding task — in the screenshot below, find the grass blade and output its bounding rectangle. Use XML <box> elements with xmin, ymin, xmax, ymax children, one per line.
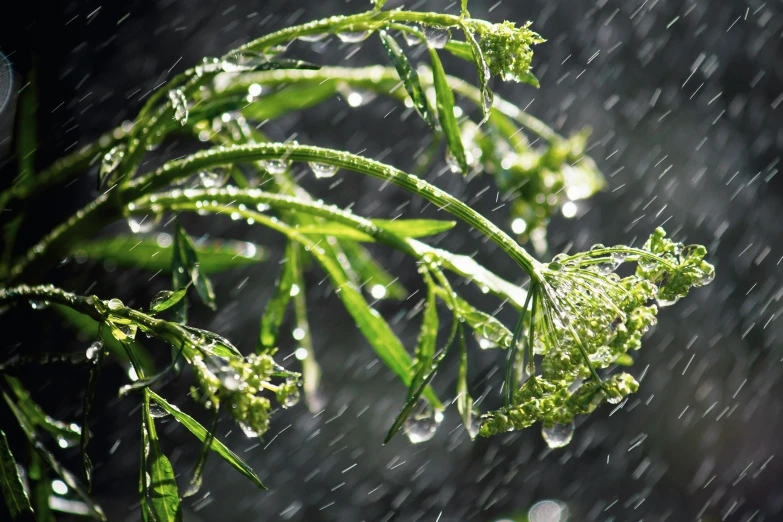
<box><xmin>148</xmin><ymin>391</ymin><xmax>266</xmax><ymax>490</ymax></box>
<box><xmin>0</xmin><ymin>430</ymin><xmax>34</xmax><ymax>520</ymax></box>
<box><xmin>429</xmin><ymin>47</ymin><xmax>468</xmax><ymax>174</ymax></box>
<box><xmin>243</xmin><ymin>82</ymin><xmax>337</xmax><ymax>121</ymax></box>
<box><xmin>296</xmin><ymin>223</ymin><xmax>375</xmax><ymax>242</ymax></box>
<box><xmin>373</xmin><ymin>219</ymin><xmax>456</xmax><ymax>238</ymax></box>
<box><xmin>75</xmin><ymin>236</ymin><xmax>267</xmax><ymax>273</ymax></box>
<box><xmin>81</xmin><ymin>333</ymin><xmax>106</xmax><ymax>489</ymax></box>
<box><xmin>380</xmin><ymin>31</ymin><xmax>432</xmax><ymax>125</ymax></box>
<box><xmin>259</xmin><ymin>241</ymin><xmax>296</xmax><ymax>351</ymax></box>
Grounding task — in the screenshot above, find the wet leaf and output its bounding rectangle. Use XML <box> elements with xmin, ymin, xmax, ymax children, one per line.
<box><xmin>295</xmin><ymin>223</ymin><xmax>375</xmax><ymax>242</ymax></box>
<box><xmin>443</xmin><ymin>40</ymin><xmax>474</xmax><ymax>61</ymax></box>
<box><xmin>149</xmin><ymin>288</ymin><xmax>188</xmax><ymax>314</ymax></box>
<box><xmin>81</xmin><ymin>333</ymin><xmax>107</xmax><ymax>489</ymax></box>
<box><xmin>0</xmin><ymin>430</ymin><xmax>33</xmax><ymax>520</ymax></box>
<box><xmin>410</xmin><ymin>283</ymin><xmax>439</xmax><ymax>395</ymax></box>
<box><xmin>4</xmin><ymin>375</ymin><xmax>81</xmax><ymax>443</ymax></box>
<box><xmin>74</xmin><ymin>236</ymin><xmax>267</xmax><ymax>273</ymax></box>
<box><xmin>183</xmin><ymin>409</ymin><xmax>218</xmax><ymax>498</ymax></box>
<box><xmin>339</xmin><ymin>241</ymin><xmax>407</xmax><ymax>300</ymax></box>
<box><xmin>175</xmin><ymin>221</ymin><xmax>216</xmax><ymax>311</ymax></box>
<box><xmin>373</xmin><ymin>218</ymin><xmax>456</xmax><ymax>238</ymax></box>
<box><xmin>429</xmin><ymin>47</ymin><xmax>468</xmax><ymax>174</ymax></box>
<box><xmin>180</xmin><ymin>325</ymin><xmax>242</xmax><ymax>358</ymax></box>
<box><xmin>259</xmin><ymin>241</ymin><xmax>297</xmax><ymax>350</ymax></box>
<box><xmin>148</xmin><ymin>391</ymin><xmax>266</xmax><ymax>489</ymax></box>
<box><xmin>142</xmin><ymin>395</ymin><xmax>182</xmax><ymax>522</ymax></box>
<box><xmin>380</xmin><ymin>31</ymin><xmax>432</xmax><ymax>125</ymax></box>
<box><xmin>455</xmin><ymin>326</ymin><xmax>475</xmax><ymax>438</ymax></box>
<box><xmin>439</xmin><ymin>291</ymin><xmax>513</xmax><ymax>348</ymax></box>
<box><xmin>243</xmin><ymin>81</ymin><xmax>337</xmax><ymax>121</ymax></box>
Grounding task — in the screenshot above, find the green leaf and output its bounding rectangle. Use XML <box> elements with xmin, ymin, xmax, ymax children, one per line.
<box><xmin>380</xmin><ymin>31</ymin><xmax>432</xmax><ymax>125</ymax></box>
<box><xmin>74</xmin><ymin>236</ymin><xmax>267</xmax><ymax>273</ymax></box>
<box><xmin>461</xmin><ymin>23</ymin><xmax>493</xmax><ymax>123</ymax></box>
<box><xmin>429</xmin><ymin>47</ymin><xmax>468</xmax><ymax>174</ymax></box>
<box><xmin>52</xmin><ymin>304</ymin><xmax>155</xmax><ymax>375</ymax></box>
<box><xmin>175</xmin><ymin>221</ymin><xmax>217</xmax><ymax>310</ymax></box>
<box><xmin>440</xmin><ymin>292</ymin><xmax>513</xmax><ymax>348</ymax></box>
<box><xmin>443</xmin><ymin>41</ymin><xmax>474</xmax><ymax>61</ymax></box>
<box><xmin>339</xmin><ymin>241</ymin><xmax>407</xmax><ymax>300</ymax></box>
<box><xmin>517</xmin><ymin>70</ymin><xmax>540</xmax><ymax>88</ymax></box>
<box><xmin>373</xmin><ymin>218</ymin><xmax>456</xmax><ymax>238</ymax></box>
<box><xmin>296</xmin><ymin>223</ymin><xmax>375</xmax><ymax>242</ymax></box>
<box><xmin>14</xmin><ymin>66</ymin><xmax>38</xmax><ymax>186</ymax></box>
<box><xmin>259</xmin><ymin>241</ymin><xmax>297</xmax><ymax>350</ymax></box>
<box><xmin>243</xmin><ymin>82</ymin><xmax>337</xmax><ymax>121</ymax></box>
<box><xmin>455</xmin><ymin>326</ymin><xmax>475</xmax><ymax>438</ymax></box>
<box><xmin>409</xmin><ymin>283</ymin><xmax>439</xmax><ymax>396</ymax></box>
<box><xmin>460</xmin><ymin>0</ymin><xmax>470</xmax><ymax>16</ymax></box>
<box><xmin>149</xmin><ymin>288</ymin><xmax>188</xmax><ymax>314</ymax></box>
<box><xmin>148</xmin><ymin>391</ymin><xmax>266</xmax><ymax>490</ymax></box>
<box><xmin>0</xmin><ymin>430</ymin><xmax>34</xmax><ymax>521</ymax></box>
<box><xmin>180</xmin><ymin>325</ymin><xmax>242</xmax><ymax>358</ymax></box>
<box><xmin>182</xmin><ymin>409</ymin><xmax>218</xmax><ymax>498</ymax></box>
<box><xmin>2</xmin><ymin>393</ymin><xmax>106</xmax><ymax>520</ymax></box>
<box><xmin>142</xmin><ymin>394</ymin><xmax>182</xmax><ymax>522</ymax></box>
<box><xmin>82</xmin><ymin>335</ymin><xmax>107</xmax><ymax>489</ymax></box>
<box><xmin>4</xmin><ymin>375</ymin><xmax>81</xmax><ymax>444</ymax></box>
<box><xmin>29</xmin><ymin>453</ymin><xmax>53</xmax><ymax>522</ymax></box>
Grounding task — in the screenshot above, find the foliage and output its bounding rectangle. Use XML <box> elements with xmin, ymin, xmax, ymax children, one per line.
<box><xmin>0</xmin><ymin>1</ymin><xmax>713</xmax><ymax>519</ymax></box>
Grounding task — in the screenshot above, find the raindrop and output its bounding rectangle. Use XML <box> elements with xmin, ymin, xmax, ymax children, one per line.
<box><xmin>402</xmin><ymin>28</ymin><xmax>421</xmax><ymax>46</ymax></box>
<box><xmin>694</xmin><ymin>269</ymin><xmax>715</xmax><ymax>287</ymax></box>
<box><xmin>261</xmin><ymin>159</ymin><xmax>290</xmax><ymax>174</ymax></box>
<box><xmin>221</xmin><ymin>51</ymin><xmax>268</xmax><ymax>72</ymax></box>
<box><xmin>29</xmin><ymin>300</ymin><xmax>49</xmax><ymax>310</ymax></box>
<box><xmin>656</xmin><ymin>295</ymin><xmax>681</xmax><ymax>307</ymax></box>
<box><xmin>282</xmin><ymin>378</ymin><xmax>300</xmax><ymax>409</ymax></box>
<box><xmin>445</xmin><ymin>149</ymin><xmax>461</xmax><ymax>173</ymax></box>
<box><xmin>403</xmin><ymin>399</ymin><xmax>443</xmax><ymax>443</ymax></box>
<box><xmin>149</xmin><ymin>403</ymin><xmax>171</xmax><ymax>418</ymax></box>
<box><xmin>127</xmin><ymin>213</ymin><xmax>160</xmax><ymax>234</ymax></box>
<box><xmin>337</xmin><ymin>30</ymin><xmax>371</xmax><ymax>43</ymax></box>
<box><xmin>541</xmin><ymin>421</ymin><xmax>574</xmax><ymax>448</ymax></box>
<box><xmin>108</xmin><ymin>298</ymin><xmax>124</xmax><ymax>311</ymax></box>
<box><xmin>198</xmin><ymin>167</ymin><xmax>229</xmax><ymax>188</ymax></box>
<box><xmin>86</xmin><ymin>340</ymin><xmax>103</xmax><ymax>360</ymax></box>
<box><xmin>168</xmin><ymin>89</ymin><xmax>188</xmax><ymax>125</ymax></box>
<box><xmin>299</xmin><ymin>33</ymin><xmax>327</xmax><ymax>42</ymax></box>
<box><xmin>421</xmin><ymin>25</ymin><xmax>451</xmax><ymax>48</ymax></box>
<box><xmin>308</xmin><ymin>162</ymin><xmax>338</xmax><ymax>179</ymax></box>
<box><xmin>528</xmin><ymin>500</ymin><xmax>566</xmax><ymax>522</ymax></box>
<box><xmin>475</xmin><ymin>333</ymin><xmax>497</xmax><ymax>349</ymax></box>
<box><xmin>99</xmin><ymin>145</ymin><xmax>126</xmax><ymax>186</ymax></box>
<box><xmin>239</xmin><ymin>422</ymin><xmax>259</xmax><ymax>438</ymax></box>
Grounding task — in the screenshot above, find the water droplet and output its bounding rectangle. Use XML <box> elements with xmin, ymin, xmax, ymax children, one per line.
<box><xmin>51</xmin><ymin>479</ymin><xmax>69</xmax><ymax>495</ymax></box>
<box><xmin>168</xmin><ymin>89</ymin><xmax>188</xmax><ymax>125</ymax></box>
<box><xmin>294</xmin><ymin>347</ymin><xmax>309</xmax><ymax>360</ymax></box>
<box><xmin>445</xmin><ymin>148</ymin><xmax>461</xmax><ymax>173</ymax></box>
<box><xmin>694</xmin><ymin>268</ymin><xmax>715</xmax><ymax>287</ymax></box>
<box><xmin>655</xmin><ymin>295</ymin><xmax>681</xmax><ymax>307</ymax></box>
<box><xmin>541</xmin><ymin>421</ymin><xmax>574</xmax><ymax>448</ymax></box>
<box><xmin>337</xmin><ymin>30</ymin><xmax>370</xmax><ymax>43</ymax></box>
<box><xmin>475</xmin><ymin>333</ymin><xmax>497</xmax><ymax>349</ymax></box>
<box><xmin>403</xmin><ymin>399</ymin><xmax>443</xmax><ymax>443</ymax></box>
<box><xmin>107</xmin><ymin>298</ymin><xmax>124</xmax><ymax>311</ymax></box>
<box><xmin>299</xmin><ymin>33</ymin><xmax>327</xmax><ymax>42</ymax></box>
<box><xmin>127</xmin><ymin>213</ymin><xmax>161</xmax><ymax>234</ymax></box>
<box><xmin>528</xmin><ymin>499</ymin><xmax>567</xmax><ymax>522</ymax></box>
<box><xmin>221</xmin><ymin>51</ymin><xmax>268</xmax><ymax>72</ymax></box>
<box><xmin>420</xmin><ymin>25</ymin><xmax>451</xmax><ymax>48</ymax></box>
<box><xmin>56</xmin><ymin>436</ymin><xmax>77</xmax><ymax>449</ymax></box>
<box><xmin>116</xmin><ymin>323</ymin><xmax>138</xmax><ymax>340</ymax></box>
<box><xmin>198</xmin><ymin>167</ymin><xmax>229</xmax><ymax>188</ymax></box>
<box><xmin>292</xmin><ymin>328</ymin><xmax>306</xmax><ymax>341</ymax></box>
<box><xmin>29</xmin><ymin>300</ymin><xmax>49</xmax><ymax>310</ymax></box>
<box><xmin>86</xmin><ymin>340</ymin><xmax>103</xmax><ymax>360</ymax></box>
<box><xmin>260</xmin><ymin>159</ymin><xmax>290</xmax><ymax>174</ymax></box>
<box><xmin>402</xmin><ymin>28</ymin><xmax>421</xmax><ymax>46</ymax></box>
<box><xmin>308</xmin><ymin>162</ymin><xmax>338</xmax><ymax>179</ymax></box>
<box><xmin>239</xmin><ymin>422</ymin><xmax>260</xmax><ymax>438</ymax></box>
<box><xmin>100</xmin><ymin>144</ymin><xmax>126</xmax><ymax>186</ymax></box>
<box><xmin>149</xmin><ymin>403</ymin><xmax>171</xmax><ymax>418</ymax></box>
<box><xmin>282</xmin><ymin>388</ymin><xmax>300</xmax><ymax>408</ymax></box>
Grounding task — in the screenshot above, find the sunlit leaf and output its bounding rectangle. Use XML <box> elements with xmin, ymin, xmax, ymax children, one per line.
<box><xmin>0</xmin><ymin>430</ymin><xmax>34</xmax><ymax>520</ymax></box>
<box><xmin>142</xmin><ymin>394</ymin><xmax>182</xmax><ymax>522</ymax></box>
<box><xmin>149</xmin><ymin>288</ymin><xmax>188</xmax><ymax>314</ymax></box>
<box><xmin>74</xmin><ymin>236</ymin><xmax>267</xmax><ymax>273</ymax></box>
<box><xmin>243</xmin><ymin>82</ymin><xmax>337</xmax><ymax>121</ymax></box>
<box><xmin>373</xmin><ymin>218</ymin><xmax>456</xmax><ymax>238</ymax></box>
<box><xmin>175</xmin><ymin>221</ymin><xmax>216</xmax><ymax>310</ymax></box>
<box><xmin>295</xmin><ymin>223</ymin><xmax>375</xmax><ymax>242</ymax></box>
<box><xmin>429</xmin><ymin>47</ymin><xmax>468</xmax><ymax>174</ymax></box>
<box><xmin>380</xmin><ymin>31</ymin><xmax>432</xmax><ymax>125</ymax></box>
<box><xmin>443</xmin><ymin>40</ymin><xmax>474</xmax><ymax>61</ymax></box>
<box><xmin>259</xmin><ymin>241</ymin><xmax>297</xmax><ymax>350</ymax></box>
<box><xmin>409</xmin><ymin>283</ymin><xmax>439</xmax><ymax>396</ymax></box>
<box><xmin>148</xmin><ymin>391</ymin><xmax>266</xmax><ymax>490</ymax></box>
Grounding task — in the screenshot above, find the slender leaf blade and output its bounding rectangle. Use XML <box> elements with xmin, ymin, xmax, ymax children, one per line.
<box><xmin>259</xmin><ymin>241</ymin><xmax>297</xmax><ymax>350</ymax></box>
<box><xmin>142</xmin><ymin>394</ymin><xmax>182</xmax><ymax>522</ymax></box>
<box><xmin>455</xmin><ymin>326</ymin><xmax>475</xmax><ymax>438</ymax></box>
<box><xmin>296</xmin><ymin>223</ymin><xmax>375</xmax><ymax>242</ymax></box>
<box><xmin>380</xmin><ymin>31</ymin><xmax>432</xmax><ymax>125</ymax></box>
<box><xmin>339</xmin><ymin>241</ymin><xmax>407</xmax><ymax>300</ymax></box>
<box><xmin>429</xmin><ymin>48</ymin><xmax>468</xmax><ymax>174</ymax></box>
<box><xmin>409</xmin><ymin>283</ymin><xmax>439</xmax><ymax>396</ymax></box>
<box><xmin>4</xmin><ymin>375</ymin><xmax>81</xmax><ymax>444</ymax></box>
<box><xmin>150</xmin><ymin>288</ymin><xmax>188</xmax><ymax>314</ymax></box>
<box><xmin>148</xmin><ymin>391</ymin><xmax>266</xmax><ymax>490</ymax></box>
<box><xmin>175</xmin><ymin>221</ymin><xmax>217</xmax><ymax>310</ymax></box>
<box><xmin>444</xmin><ymin>41</ymin><xmax>474</xmax><ymax>61</ymax></box>
<box><xmin>0</xmin><ymin>430</ymin><xmax>34</xmax><ymax>520</ymax></box>
<box><xmin>373</xmin><ymin>219</ymin><xmax>456</xmax><ymax>238</ymax></box>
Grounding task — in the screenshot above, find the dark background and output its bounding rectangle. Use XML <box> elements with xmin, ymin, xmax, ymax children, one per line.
<box><xmin>2</xmin><ymin>0</ymin><xmax>783</xmax><ymax>520</ymax></box>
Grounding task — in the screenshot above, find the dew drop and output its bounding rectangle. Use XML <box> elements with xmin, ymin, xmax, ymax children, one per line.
<box><xmin>403</xmin><ymin>399</ymin><xmax>443</xmax><ymax>444</ymax></box>
<box><xmin>221</xmin><ymin>51</ymin><xmax>268</xmax><ymax>72</ymax></box>
<box><xmin>239</xmin><ymin>422</ymin><xmax>259</xmax><ymax>438</ymax></box>
<box><xmin>541</xmin><ymin>421</ymin><xmax>574</xmax><ymax>448</ymax></box>
<box><xmin>168</xmin><ymin>89</ymin><xmax>188</xmax><ymax>125</ymax></box>
<box><xmin>402</xmin><ymin>28</ymin><xmax>421</xmax><ymax>46</ymax></box>
<box><xmin>149</xmin><ymin>403</ymin><xmax>171</xmax><ymax>418</ymax></box>
<box><xmin>445</xmin><ymin>148</ymin><xmax>461</xmax><ymax>173</ymax></box>
<box><xmin>198</xmin><ymin>167</ymin><xmax>229</xmax><ymax>188</ymax></box>
<box><xmin>655</xmin><ymin>295</ymin><xmax>681</xmax><ymax>307</ymax></box>
<box><xmin>694</xmin><ymin>268</ymin><xmax>715</xmax><ymax>287</ymax></box>
<box><xmin>99</xmin><ymin>144</ymin><xmax>126</xmax><ymax>186</ymax></box>
<box><xmin>337</xmin><ymin>30</ymin><xmax>371</xmax><ymax>43</ymax></box>
<box><xmin>420</xmin><ymin>25</ymin><xmax>451</xmax><ymax>48</ymax></box>
<box><xmin>261</xmin><ymin>159</ymin><xmax>290</xmax><ymax>174</ymax></box>
<box><xmin>299</xmin><ymin>33</ymin><xmax>327</xmax><ymax>42</ymax></box>
<box><xmin>283</xmin><ymin>388</ymin><xmax>300</xmax><ymax>408</ymax></box>
<box><xmin>86</xmin><ymin>340</ymin><xmax>103</xmax><ymax>360</ymax></box>
<box><xmin>29</xmin><ymin>300</ymin><xmax>49</xmax><ymax>310</ymax></box>
<box><xmin>308</xmin><ymin>162</ymin><xmax>338</xmax><ymax>179</ymax></box>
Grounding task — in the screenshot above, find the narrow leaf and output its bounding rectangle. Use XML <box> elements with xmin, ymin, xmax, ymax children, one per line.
<box><xmin>296</xmin><ymin>223</ymin><xmax>375</xmax><ymax>242</ymax></box>
<box><xmin>373</xmin><ymin>218</ymin><xmax>456</xmax><ymax>238</ymax></box>
<box><xmin>0</xmin><ymin>430</ymin><xmax>34</xmax><ymax>520</ymax></box>
<box><xmin>339</xmin><ymin>241</ymin><xmax>407</xmax><ymax>300</ymax></box>
<box><xmin>81</xmin><ymin>334</ymin><xmax>106</xmax><ymax>489</ymax></box>
<box><xmin>438</xmin><ymin>292</ymin><xmax>513</xmax><ymax>348</ymax></box>
<box><xmin>243</xmin><ymin>82</ymin><xmax>337</xmax><ymax>121</ymax></box>
<box><xmin>171</xmin><ymin>225</ymin><xmax>189</xmax><ymax>324</ymax></box>
<box><xmin>455</xmin><ymin>326</ymin><xmax>476</xmax><ymax>438</ymax></box>
<box><xmin>429</xmin><ymin>47</ymin><xmax>468</xmax><ymax>174</ymax></box>
<box><xmin>290</xmin><ymin>245</ymin><xmax>323</xmax><ymax>412</ymax></box>
<box><xmin>259</xmin><ymin>241</ymin><xmax>297</xmax><ymax>350</ymax></box>
<box><xmin>150</xmin><ymin>287</ymin><xmax>188</xmax><ymax>314</ymax></box>
<box><xmin>380</xmin><ymin>31</ymin><xmax>432</xmax><ymax>125</ymax></box>
<box><xmin>175</xmin><ymin>221</ymin><xmax>217</xmax><ymax>310</ymax></box>
<box><xmin>409</xmin><ymin>283</ymin><xmax>439</xmax><ymax>396</ymax></box>
<box><xmin>461</xmin><ymin>23</ymin><xmax>493</xmax><ymax>124</ymax></box>
<box><xmin>183</xmin><ymin>408</ymin><xmax>218</xmax><ymax>498</ymax></box>
<box><xmin>443</xmin><ymin>41</ymin><xmax>474</xmax><ymax>61</ymax></box>
<box><xmin>4</xmin><ymin>375</ymin><xmax>81</xmax><ymax>444</ymax></box>
<box><xmin>75</xmin><ymin>236</ymin><xmax>267</xmax><ymax>273</ymax></box>
<box><xmin>180</xmin><ymin>325</ymin><xmax>242</xmax><ymax>358</ymax></box>
<box><xmin>142</xmin><ymin>394</ymin><xmax>182</xmax><ymax>522</ymax></box>
<box><xmin>148</xmin><ymin>391</ymin><xmax>266</xmax><ymax>490</ymax></box>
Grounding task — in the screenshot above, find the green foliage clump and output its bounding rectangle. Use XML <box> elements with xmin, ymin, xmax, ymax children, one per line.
<box><xmin>476</xmin><ymin>20</ymin><xmax>544</xmax><ymax>83</ymax></box>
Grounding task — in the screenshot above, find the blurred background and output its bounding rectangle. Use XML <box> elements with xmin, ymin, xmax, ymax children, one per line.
<box><xmin>1</xmin><ymin>0</ymin><xmax>782</xmax><ymax>520</ymax></box>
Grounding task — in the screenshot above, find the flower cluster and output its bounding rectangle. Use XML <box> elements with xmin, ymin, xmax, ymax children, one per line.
<box><xmin>478</xmin><ymin>228</ymin><xmax>715</xmax><ymax>438</ymax></box>
<box><xmin>476</xmin><ymin>21</ymin><xmax>544</xmax><ymax>82</ymax></box>
<box><xmin>190</xmin><ymin>352</ymin><xmax>300</xmax><ymax>438</ymax></box>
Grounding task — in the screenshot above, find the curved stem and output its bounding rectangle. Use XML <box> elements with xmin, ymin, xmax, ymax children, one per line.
<box><xmin>126</xmin><ymin>143</ymin><xmax>541</xmax><ymax>278</ymax></box>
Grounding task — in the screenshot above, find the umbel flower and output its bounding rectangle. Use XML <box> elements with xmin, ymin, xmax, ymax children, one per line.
<box><xmin>480</xmin><ymin>228</ymin><xmax>715</xmax><ymax>436</ymax></box>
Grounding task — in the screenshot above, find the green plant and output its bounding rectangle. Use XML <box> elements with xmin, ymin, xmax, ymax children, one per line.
<box><xmin>0</xmin><ymin>1</ymin><xmax>714</xmax><ymax>520</ymax></box>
